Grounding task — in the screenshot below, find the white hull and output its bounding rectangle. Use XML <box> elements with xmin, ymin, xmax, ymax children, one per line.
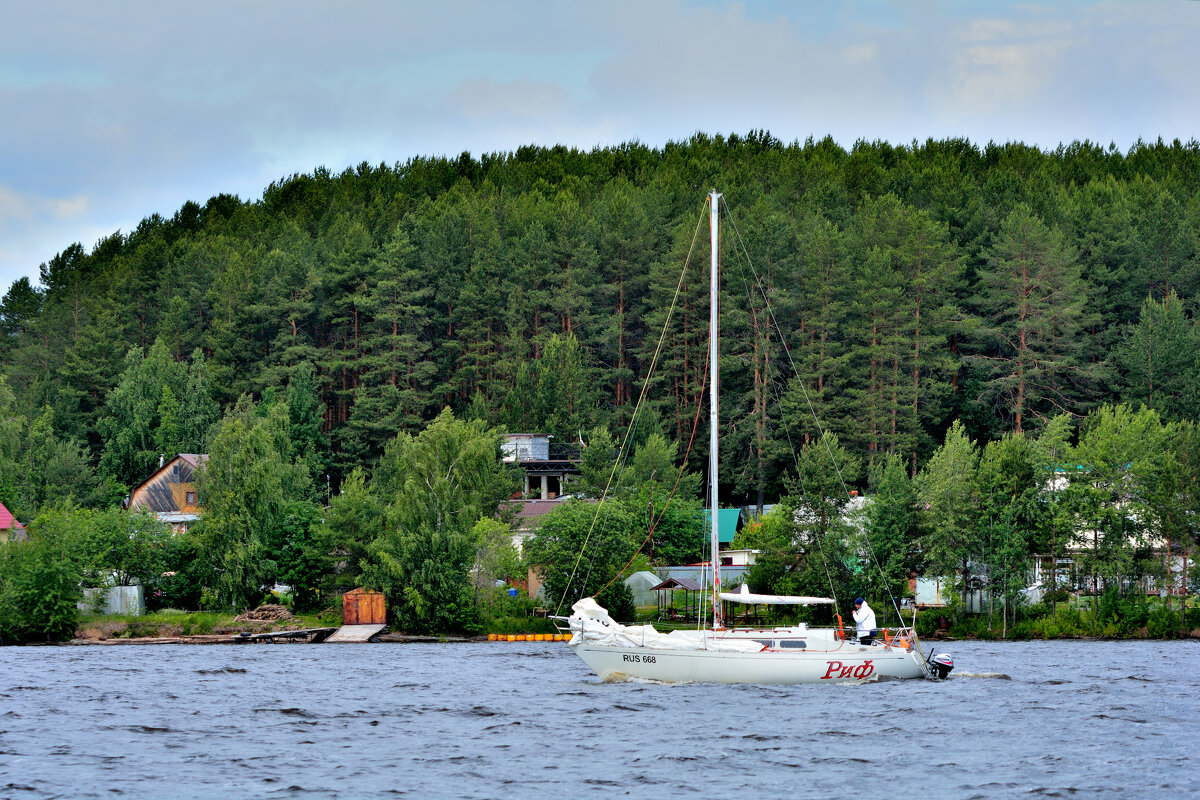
<box><xmin>570</xmin><ymin>634</ymin><xmax>926</xmax><ymax>684</ymax></box>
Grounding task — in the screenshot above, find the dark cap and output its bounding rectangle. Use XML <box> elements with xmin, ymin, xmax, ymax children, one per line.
<box><xmin>853</xmin><ymin>597</ymin><xmax>864</xmax><ymax>606</ymax></box>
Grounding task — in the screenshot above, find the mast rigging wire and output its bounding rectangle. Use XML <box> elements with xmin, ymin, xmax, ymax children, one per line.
<box><xmin>721</xmin><ymin>199</ymin><xmax>908</xmax><ymax>631</ymax></box>
<box><xmin>552</xmin><ymin>199</ymin><xmax>709</xmax><ymax>616</ymax></box>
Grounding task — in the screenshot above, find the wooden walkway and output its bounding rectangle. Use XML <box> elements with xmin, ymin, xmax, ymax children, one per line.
<box><xmin>325</xmin><ymin>624</ymin><xmax>387</xmax><ymax>643</ymax></box>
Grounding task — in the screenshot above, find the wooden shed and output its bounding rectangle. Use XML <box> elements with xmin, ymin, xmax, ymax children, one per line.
<box><xmin>342</xmin><ymin>588</ymin><xmax>386</xmax><ymax>625</ymax></box>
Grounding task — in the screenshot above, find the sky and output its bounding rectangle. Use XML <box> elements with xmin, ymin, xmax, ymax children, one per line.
<box><xmin>2</xmin><ymin>0</ymin><xmax>1198</xmax><ymax>293</ymax></box>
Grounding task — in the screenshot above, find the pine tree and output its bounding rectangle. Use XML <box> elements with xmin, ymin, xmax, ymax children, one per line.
<box><xmin>1112</xmin><ymin>291</ymin><xmax>1200</xmax><ymax>421</ymax></box>
<box><xmin>972</xmin><ymin>205</ymin><xmax>1090</xmax><ymax>433</ymax></box>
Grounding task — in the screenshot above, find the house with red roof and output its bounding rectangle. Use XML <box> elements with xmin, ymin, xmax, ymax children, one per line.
<box><xmin>0</xmin><ymin>501</ymin><xmax>26</xmax><ymax>543</ymax></box>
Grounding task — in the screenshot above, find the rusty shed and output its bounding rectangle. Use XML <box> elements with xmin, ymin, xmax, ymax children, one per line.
<box><xmin>342</xmin><ymin>588</ymin><xmax>386</xmax><ymax>625</ymax></box>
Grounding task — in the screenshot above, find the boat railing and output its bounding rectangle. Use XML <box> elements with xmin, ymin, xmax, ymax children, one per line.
<box><xmin>881</xmin><ymin>626</ymin><xmax>916</xmax><ymax>651</ymax></box>
<box><xmin>549</xmin><ymin>615</ymin><xmax>573</xmax><ymax>637</ymax></box>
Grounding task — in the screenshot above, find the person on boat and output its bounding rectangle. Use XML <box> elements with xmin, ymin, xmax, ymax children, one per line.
<box><xmin>852</xmin><ymin>597</ymin><xmax>876</xmax><ymax>644</ymax></box>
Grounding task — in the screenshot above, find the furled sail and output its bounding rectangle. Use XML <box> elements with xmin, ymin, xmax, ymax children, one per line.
<box><xmin>719</xmin><ymin>583</ymin><xmax>835</xmax><ymax>606</ymax></box>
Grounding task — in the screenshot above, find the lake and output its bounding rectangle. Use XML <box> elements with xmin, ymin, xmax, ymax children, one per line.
<box><xmin>1</xmin><ymin>640</ymin><xmax>1197</xmax><ymax>798</ymax></box>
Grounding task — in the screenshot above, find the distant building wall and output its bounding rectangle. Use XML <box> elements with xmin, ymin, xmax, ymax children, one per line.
<box><xmin>915</xmin><ymin>577</ymin><xmax>949</xmax><ymax>607</ymax></box>
<box><xmin>128</xmin><ymin>454</ymin><xmax>207</xmax><ymax>533</ymax></box>
<box><xmin>79</xmin><ymin>585</ymin><xmax>145</xmax><ymax>616</ymax></box>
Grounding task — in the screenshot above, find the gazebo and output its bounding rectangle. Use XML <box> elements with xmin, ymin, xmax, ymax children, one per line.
<box><xmin>651</xmin><ymin>576</ymin><xmax>702</xmax><ymax>622</ymax></box>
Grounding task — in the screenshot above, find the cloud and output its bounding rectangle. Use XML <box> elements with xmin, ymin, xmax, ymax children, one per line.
<box><xmin>0</xmin><ymin>186</ymin><xmax>88</xmax><ymax>223</ymax></box>
<box><xmin>447</xmin><ymin>77</ymin><xmax>573</xmax><ymax>124</ymax></box>
<box><xmin>1</xmin><ymin>0</ymin><xmax>1198</xmax><ymax>292</ymax></box>
<box><xmin>0</xmin><ymin>185</ymin><xmax>103</xmax><ymax>291</ymax></box>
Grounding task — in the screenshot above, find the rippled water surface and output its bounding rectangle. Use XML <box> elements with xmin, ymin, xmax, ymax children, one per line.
<box><xmin>1</xmin><ymin>640</ymin><xmax>1197</xmax><ymax>798</ymax></box>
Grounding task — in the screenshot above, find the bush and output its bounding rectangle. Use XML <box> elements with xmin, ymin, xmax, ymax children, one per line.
<box><xmin>1022</xmin><ymin>602</ymin><xmax>1052</xmax><ymax>620</ymax></box>
<box><xmin>1009</xmin><ymin>620</ymin><xmax>1034</xmax><ymax>640</ymax></box>
<box><xmin>1096</xmin><ymin>588</ymin><xmax>1149</xmax><ymax>634</ymax></box>
<box><xmin>914</xmin><ymin>610</ymin><xmax>947</xmax><ymax>637</ymax></box>
<box><xmin>1186</xmin><ymin>605</ymin><xmax>1200</xmax><ymax>630</ymax></box>
<box><xmin>0</xmin><ymin>525</ymin><xmax>82</xmax><ymax>644</ymax></box>
<box><xmin>596</xmin><ymin>582</ymin><xmax>635</xmax><ymax>623</ymax></box>
<box><xmin>1146</xmin><ymin>606</ymin><xmax>1178</xmax><ymax>639</ymax></box>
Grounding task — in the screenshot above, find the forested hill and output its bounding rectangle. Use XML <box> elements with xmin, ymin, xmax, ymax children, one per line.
<box><xmin>2</xmin><ymin>133</ymin><xmax>1199</xmax><ymax>511</ymax></box>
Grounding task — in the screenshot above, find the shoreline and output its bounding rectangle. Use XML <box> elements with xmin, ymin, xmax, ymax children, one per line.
<box><xmin>40</xmin><ymin>631</ymin><xmax>1200</xmax><ymax>646</ymax></box>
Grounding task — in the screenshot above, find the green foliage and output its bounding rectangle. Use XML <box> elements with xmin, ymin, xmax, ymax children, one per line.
<box><xmin>642</xmin><ymin>492</ymin><xmax>704</xmax><ymax>566</ymax></box>
<box><xmin>469</xmin><ymin>517</ymin><xmax>523</xmax><ymax>612</ymax></box>
<box><xmin>97</xmin><ymin>338</ymin><xmax>187</xmax><ymax>487</ymax></box>
<box><xmin>314</xmin><ymin>467</ymin><xmax>382</xmax><ymax>593</ymax></box>
<box><xmin>6</xmin><ymin>136</ymin><xmax>1200</xmax><ymax>633</ymax></box>
<box><xmin>194</xmin><ymin>398</ymin><xmax>318</xmax><ymax>610</ymax></box>
<box><xmin>504</xmin><ymin>332</ymin><xmax>597</xmax><ymax>442</ymax></box>
<box><xmin>916</xmin><ymin>421</ymin><xmax>980</xmax><ymax>600</ymax></box>
<box><xmin>3</xmin><ymin>137</ymin><xmax>1199</xmax><ymax>496</ymax></box>
<box><xmin>524</xmin><ymin>498</ymin><xmax>641</xmax><ymax>612</ymax></box>
<box><xmin>864</xmin><ymin>453</ymin><xmax>918</xmax><ymax>598</ymax></box>
<box><xmin>1068</xmin><ymin>404</ymin><xmax>1171</xmax><ymax>590</ymax></box>
<box><xmin>577</xmin><ymin>425</ymin><xmax>618</xmax><ymax>497</ymax></box>
<box><xmin>13</xmin><ymin>406</ymin><xmax>115</xmax><ymax>516</ymax></box>
<box><xmin>75</xmin><ymin>508</ymin><xmax>170</xmax><ymax>588</ymax></box>
<box><xmin>364</xmin><ymin>408</ymin><xmax>517</xmax><ymax>632</ymax></box>
<box><xmin>972</xmin><ymin>205</ymin><xmax>1090</xmax><ymax>432</ymax></box>
<box><xmin>365</xmin><ymin>517</ymin><xmax>478</xmax><ymax>633</ymax></box>
<box><xmin>0</xmin><ymin>509</ymin><xmax>82</xmax><ymax>643</ymax></box>
<box><xmin>1145</xmin><ymin>605</ymin><xmax>1178</xmax><ymax>638</ymax></box>
<box><xmin>1113</xmin><ymin>291</ymin><xmax>1200</xmax><ymax>421</ymax></box>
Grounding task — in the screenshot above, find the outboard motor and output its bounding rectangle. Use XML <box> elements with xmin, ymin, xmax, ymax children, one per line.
<box><xmin>926</xmin><ymin>651</ymin><xmax>954</xmax><ymax>680</ymax></box>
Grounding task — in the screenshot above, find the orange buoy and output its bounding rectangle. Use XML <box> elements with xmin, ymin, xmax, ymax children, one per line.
<box><xmin>506</xmin><ymin>634</ymin><xmax>516</xmax><ymax>642</ymax></box>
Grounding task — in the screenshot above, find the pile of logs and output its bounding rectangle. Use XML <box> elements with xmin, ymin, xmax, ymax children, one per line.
<box><xmin>234</xmin><ymin>604</ymin><xmax>295</xmax><ymax>623</ymax></box>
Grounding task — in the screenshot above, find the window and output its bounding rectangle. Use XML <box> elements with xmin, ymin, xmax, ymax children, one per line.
<box><xmin>779</xmin><ymin>640</ymin><xmax>807</xmax><ymax>649</ymax></box>
<box><xmin>185</xmin><ymin>491</ymin><xmax>196</xmax><ymax>505</ymax></box>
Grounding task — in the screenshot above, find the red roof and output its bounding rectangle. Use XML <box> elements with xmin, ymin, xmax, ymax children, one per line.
<box><xmin>513</xmin><ymin>498</ymin><xmax>570</xmax><ymax>523</ymax></box>
<box><xmin>0</xmin><ymin>501</ymin><xmax>24</xmax><ymax>531</ymax></box>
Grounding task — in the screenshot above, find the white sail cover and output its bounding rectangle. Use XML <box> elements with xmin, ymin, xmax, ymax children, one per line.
<box><xmin>719</xmin><ymin>583</ymin><xmax>835</xmax><ymax>605</ymax></box>
<box><xmin>569</xmin><ymin>598</ymin><xmax>763</xmax><ymax>652</ymax></box>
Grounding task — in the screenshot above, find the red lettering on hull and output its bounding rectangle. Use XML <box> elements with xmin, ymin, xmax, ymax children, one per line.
<box><xmin>821</xmin><ymin>659</ymin><xmax>875</xmax><ymax>680</ymax></box>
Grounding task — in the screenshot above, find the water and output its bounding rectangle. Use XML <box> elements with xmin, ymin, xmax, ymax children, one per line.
<box><xmin>1</xmin><ymin>640</ymin><xmax>1197</xmax><ymax>798</ymax></box>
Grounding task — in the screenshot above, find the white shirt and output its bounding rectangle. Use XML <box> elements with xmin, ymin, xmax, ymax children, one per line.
<box><xmin>853</xmin><ymin>602</ymin><xmax>876</xmax><ymax>635</ymax></box>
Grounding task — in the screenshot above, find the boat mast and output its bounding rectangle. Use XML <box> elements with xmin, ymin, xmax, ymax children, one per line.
<box><xmin>709</xmin><ymin>191</ymin><xmax>722</xmax><ymax>630</ymax></box>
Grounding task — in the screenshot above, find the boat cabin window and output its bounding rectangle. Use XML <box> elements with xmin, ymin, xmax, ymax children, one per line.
<box><xmin>752</xmin><ymin>639</ymin><xmax>772</xmax><ymax>648</ymax></box>
<box><xmin>778</xmin><ymin>640</ymin><xmax>807</xmax><ymax>649</ymax></box>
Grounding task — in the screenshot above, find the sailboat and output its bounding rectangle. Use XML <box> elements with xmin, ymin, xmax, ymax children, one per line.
<box><xmin>560</xmin><ymin>193</ymin><xmax>953</xmax><ymax>684</ymax></box>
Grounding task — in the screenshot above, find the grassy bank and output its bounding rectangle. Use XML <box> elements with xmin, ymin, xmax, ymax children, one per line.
<box><xmin>75</xmin><ymin>609</ymin><xmax>335</xmax><ymax>640</ymax></box>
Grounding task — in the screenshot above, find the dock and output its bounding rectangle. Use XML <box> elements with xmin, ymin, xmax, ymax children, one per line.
<box><xmin>235</xmin><ymin>627</ymin><xmax>336</xmax><ymax>643</ymax></box>
<box><xmin>325</xmin><ymin>624</ymin><xmax>387</xmax><ymax>643</ymax></box>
